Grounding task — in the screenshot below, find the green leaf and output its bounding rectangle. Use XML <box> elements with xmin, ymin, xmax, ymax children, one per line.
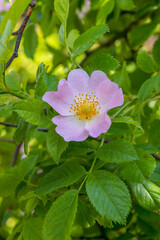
<box><xmin>0</xmin><ymin>0</ymin><xmax>31</xmax><ymax>37</ymax></box>
<box><xmin>35</xmin><ymin>63</ymin><xmax>48</xmax><ymax>98</ymax></box>
<box><xmin>23</xmin><ymin>24</ymin><xmax>38</xmax><ymax>59</ymax></box>
<box><xmin>66</xmin><ymin>141</ymin><xmax>94</xmax><ymax>156</ymax></box>
<box><xmin>76</xmin><ymin>199</ymin><xmax>95</xmax><ymax>228</ymax></box>
<box><xmin>0</xmin><ymin>63</ymin><xmax>5</xmax><ymax>91</ymax></box>
<box><xmin>36</xmin><ymin>161</ymin><xmax>86</xmax><ymax>195</ymax></box>
<box><xmin>0</xmin><ymin>39</ymin><xmax>8</xmax><ymax>63</ymax></box>
<box><xmin>26</xmin><ymin>198</ymin><xmax>38</xmax><ymax>216</ymax></box>
<box><xmin>17</xmin><ymin>155</ymin><xmax>38</xmax><ymax>179</ymax></box>
<box><xmin>150</xmin><ymin>162</ymin><xmax>160</xmax><ymax>187</ymax></box>
<box><xmin>86</xmin><ymin>170</ymin><xmax>131</xmax><ymax>224</ymax></box>
<box><xmin>7</xmin><ymin>223</ymin><xmax>23</xmax><ymax>240</ymax></box>
<box><xmin>137</xmin><ymin>50</ymin><xmax>157</xmax><ymax>73</ymax></box>
<box><xmin>19</xmin><ymin>191</ymin><xmax>36</xmax><ymax>202</ymax></box>
<box><xmin>0</xmin><ymin>155</ymin><xmax>37</xmax><ymax>197</ymax></box>
<box><xmin>0</xmin><ymin>94</ymin><xmax>20</xmax><ymax>106</ymax></box>
<box><xmin>0</xmin><ymin>167</ymin><xmax>21</xmax><ymax>197</ymax></box>
<box><xmin>128</xmin><ymin>19</ymin><xmax>159</xmax><ymax>49</ymax></box>
<box><xmin>5</xmin><ymin>71</ymin><xmax>21</xmax><ymax>91</ymax></box>
<box><xmin>84</xmin><ymin>50</ymin><xmax>119</xmax><ymax>75</ymax></box>
<box><xmin>112</xmin><ymin>116</ymin><xmax>144</xmax><ymax>132</ymax></box>
<box><xmin>116</xmin><ymin>0</ymin><xmax>135</xmax><ymax>11</ymax></box>
<box><xmin>95</xmin><ymin>214</ymin><xmax>113</xmax><ymax>228</ymax></box>
<box><xmin>96</xmin><ymin>0</ymin><xmax>115</xmax><ymax>25</ymax></box>
<box><xmin>0</xmin><ymin>19</ymin><xmax>12</xmax><ymax>46</ymax></box>
<box><xmin>138</xmin><ymin>73</ymin><xmax>160</xmax><ymax>101</ymax></box>
<box><xmin>54</xmin><ymin>0</ymin><xmax>69</xmax><ymax>27</ymax></box>
<box><xmin>112</xmin><ymin>62</ymin><xmax>131</xmax><ymax>94</ymax></box>
<box><xmin>14</xmin><ymin>99</ymin><xmax>49</xmax><ymax>126</ymax></box>
<box><xmin>107</xmin><ymin>122</ymin><xmax>130</xmax><ymax>137</ymax></box>
<box><xmin>24</xmin><ymin>124</ymin><xmax>37</xmax><ymax>154</ymax></box>
<box><xmin>13</xmin><ymin>117</ymin><xmax>28</xmax><ymax>144</ymax></box>
<box><xmin>91</xmin><ymin>0</ymin><xmax>104</xmax><ymax>9</ymax></box>
<box><xmin>96</xmin><ymin>140</ymin><xmax>138</xmax><ymax>163</ymax></box>
<box><xmin>119</xmin><ymin>149</ymin><xmax>156</xmax><ymax>182</ymax></box>
<box><xmin>152</xmin><ymin>37</ymin><xmax>160</xmax><ymax>68</ymax></box>
<box><xmin>42</xmin><ymin>190</ymin><xmax>78</xmax><ymax>240</ymax></box>
<box><xmin>58</xmin><ymin>24</ymin><xmax>65</xmax><ymax>45</ymax></box>
<box><xmin>67</xmin><ymin>29</ymin><xmax>80</xmax><ymax>50</ymax></box>
<box><xmin>22</xmin><ymin>217</ymin><xmax>43</xmax><ymax>240</ymax></box>
<box><xmin>0</xmin><ymin>21</ymin><xmax>12</xmax><ymax>61</ymax></box>
<box><xmin>73</xmin><ymin>24</ymin><xmax>109</xmax><ymax>57</ymax></box>
<box><xmin>47</xmin><ymin>126</ymin><xmax>68</xmax><ymax>163</ymax></box>
<box><xmin>148</xmin><ymin>119</ymin><xmax>160</xmax><ymax>147</ymax></box>
<box><xmin>129</xmin><ymin>180</ymin><xmax>160</xmax><ymax>211</ymax></box>
<box><xmin>46</xmin><ymin>73</ymin><xmax>59</xmax><ymax>92</ymax></box>
<box><xmin>35</xmin><ymin>64</ymin><xmax>58</xmax><ymax>98</ymax></box>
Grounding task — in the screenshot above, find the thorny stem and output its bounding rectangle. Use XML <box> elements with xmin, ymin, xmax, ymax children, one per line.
<box><xmin>0</xmin><ymin>138</ymin><xmax>15</xmax><ymax>143</ymax></box>
<box><xmin>10</xmin><ymin>141</ymin><xmax>23</xmax><ymax>167</ymax></box>
<box><xmin>0</xmin><ymin>121</ymin><xmax>48</xmax><ymax>132</ymax></box>
<box><xmin>152</xmin><ymin>154</ymin><xmax>160</xmax><ymax>161</ymax></box>
<box><xmin>6</xmin><ymin>0</ymin><xmax>37</xmax><ymax>69</ymax></box>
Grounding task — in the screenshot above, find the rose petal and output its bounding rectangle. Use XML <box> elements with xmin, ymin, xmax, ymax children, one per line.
<box><xmin>85</xmin><ymin>113</ymin><xmax>111</xmax><ymax>138</ymax></box>
<box><xmin>96</xmin><ymin>80</ymin><xmax>124</xmax><ymax>111</ymax></box>
<box><xmin>42</xmin><ymin>79</ymin><xmax>74</xmax><ymax>116</ymax></box>
<box><xmin>52</xmin><ymin>115</ymin><xmax>89</xmax><ymax>142</ymax></box>
<box><xmin>88</xmin><ymin>71</ymin><xmax>110</xmax><ymax>93</ymax></box>
<box><xmin>67</xmin><ymin>69</ymin><xmax>89</xmax><ymax>94</ymax></box>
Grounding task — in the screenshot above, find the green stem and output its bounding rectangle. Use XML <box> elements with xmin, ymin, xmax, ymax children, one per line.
<box><xmin>8</xmin><ymin>90</ymin><xmax>28</xmax><ymax>99</ymax></box>
<box><xmin>111</xmin><ymin>100</ymin><xmax>134</xmax><ymax>119</ymax></box>
<box><xmin>78</xmin><ymin>156</ymin><xmax>97</xmax><ymax>193</ymax></box>
<box><xmin>78</xmin><ymin>175</ymin><xmax>88</xmax><ymax>193</ymax></box>
<box><xmin>78</xmin><ymin>137</ymin><xmax>105</xmax><ymax>193</ymax></box>
<box><xmin>63</xmin><ymin>26</ymin><xmax>83</xmax><ymax>69</ymax></box>
<box><xmin>64</xmin><ymin>23</ymin><xmax>72</xmax><ymax>60</ymax></box>
<box><xmin>99</xmin><ymin>134</ymin><xmax>105</xmax><ymax>148</ymax></box>
<box><xmin>88</xmin><ymin>155</ymin><xmax>97</xmax><ymax>174</ymax></box>
<box><xmin>76</xmin><ymin>60</ymin><xmax>83</xmax><ymax>69</ymax></box>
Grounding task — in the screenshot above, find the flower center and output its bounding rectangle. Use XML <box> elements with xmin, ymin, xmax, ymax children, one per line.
<box><xmin>69</xmin><ymin>92</ymin><xmax>101</xmax><ymax>120</ymax></box>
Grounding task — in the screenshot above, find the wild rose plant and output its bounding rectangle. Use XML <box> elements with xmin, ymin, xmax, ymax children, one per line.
<box><xmin>1</xmin><ymin>1</ymin><xmax>160</xmax><ymax>239</ymax></box>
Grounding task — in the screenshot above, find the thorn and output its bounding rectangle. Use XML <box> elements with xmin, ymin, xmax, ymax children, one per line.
<box><xmin>13</xmin><ymin>52</ymin><xmax>18</xmax><ymax>57</ymax></box>
<box><xmin>29</xmin><ymin>2</ymin><xmax>36</xmax><ymax>7</ymax></box>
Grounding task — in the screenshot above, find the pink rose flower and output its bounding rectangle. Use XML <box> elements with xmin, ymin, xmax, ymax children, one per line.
<box><xmin>43</xmin><ymin>70</ymin><xmax>124</xmax><ymax>142</ymax></box>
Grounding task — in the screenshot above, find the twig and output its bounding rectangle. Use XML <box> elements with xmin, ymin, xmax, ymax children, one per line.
<box><xmin>6</xmin><ymin>0</ymin><xmax>37</xmax><ymax>69</ymax></box>
<box><xmin>10</xmin><ymin>141</ymin><xmax>23</xmax><ymax>167</ymax></box>
<box><xmin>0</xmin><ymin>121</ymin><xmax>48</xmax><ymax>132</ymax></box>
<box><xmin>152</xmin><ymin>154</ymin><xmax>160</xmax><ymax>161</ymax></box>
<box><xmin>75</xmin><ymin>237</ymin><xmax>108</xmax><ymax>240</ymax></box>
<box><xmin>0</xmin><ymin>121</ymin><xmax>17</xmax><ymax>127</ymax></box>
<box><xmin>38</xmin><ymin>128</ymin><xmax>48</xmax><ymax>132</ymax></box>
<box><xmin>0</xmin><ymin>138</ymin><xmax>15</xmax><ymax>143</ymax></box>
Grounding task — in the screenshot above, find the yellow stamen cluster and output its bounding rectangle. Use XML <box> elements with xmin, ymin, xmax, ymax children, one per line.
<box><xmin>69</xmin><ymin>92</ymin><xmax>101</xmax><ymax>120</ymax></box>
